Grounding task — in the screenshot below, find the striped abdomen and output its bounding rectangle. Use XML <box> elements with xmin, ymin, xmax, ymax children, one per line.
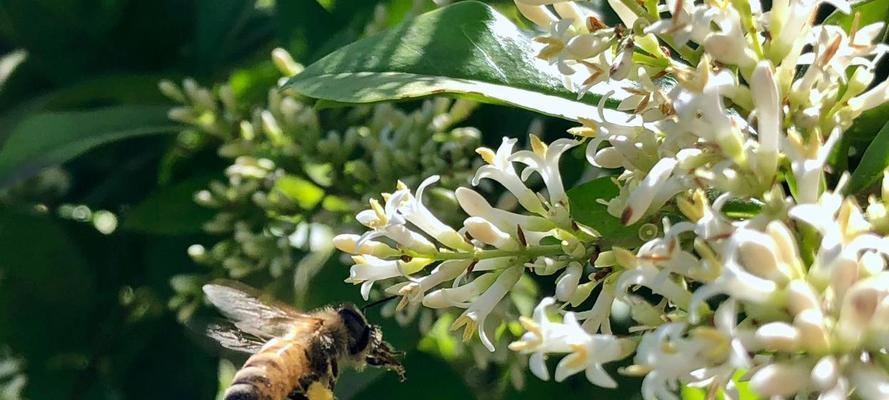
<box><xmin>224</xmin><ymin>335</ymin><xmax>311</xmax><ymax>400</ymax></box>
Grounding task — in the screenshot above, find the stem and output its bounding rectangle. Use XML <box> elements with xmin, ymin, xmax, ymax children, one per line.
<box><xmin>403</xmin><ymin>244</ymin><xmax>565</xmax><ymax>261</ymax></box>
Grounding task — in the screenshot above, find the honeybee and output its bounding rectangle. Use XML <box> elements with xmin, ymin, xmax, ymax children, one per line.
<box><xmin>201</xmin><ymin>281</ymin><xmax>405</xmax><ymax>400</ymax></box>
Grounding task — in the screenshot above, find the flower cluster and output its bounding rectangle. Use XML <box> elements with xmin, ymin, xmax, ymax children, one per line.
<box><xmin>161</xmin><ymin>49</ymin><xmax>482</xmax><ymax>317</ymax></box>
<box><xmin>338</xmin><ymin>0</ymin><xmax>889</xmax><ymax>398</ymax></box>
<box><xmin>0</xmin><ymin>347</ymin><xmax>26</xmax><ymax>399</ymax></box>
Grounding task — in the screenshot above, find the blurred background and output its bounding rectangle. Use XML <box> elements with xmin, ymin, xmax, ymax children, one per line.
<box><xmin>0</xmin><ymin>0</ymin><xmax>647</xmax><ymax>399</ymax></box>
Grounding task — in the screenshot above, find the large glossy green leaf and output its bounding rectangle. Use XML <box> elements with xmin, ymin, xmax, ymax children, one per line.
<box><xmin>286</xmin><ymin>1</ymin><xmax>633</xmax><ymax>122</ymax></box>
<box><xmin>846</xmin><ymin>119</ymin><xmax>889</xmax><ymax>194</ymax></box>
<box><xmin>0</xmin><ymin>105</ymin><xmax>180</xmax><ymax>187</ymax></box>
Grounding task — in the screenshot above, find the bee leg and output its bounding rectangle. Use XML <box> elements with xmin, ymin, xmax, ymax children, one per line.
<box><xmin>306</xmin><ymin>339</ymin><xmax>338</xmax><ymax>387</ymax></box>
<box><xmin>328</xmin><ymin>358</ymin><xmax>339</xmax><ymax>384</ymax></box>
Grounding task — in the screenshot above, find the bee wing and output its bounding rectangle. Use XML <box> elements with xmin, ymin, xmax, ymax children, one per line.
<box><xmin>203</xmin><ymin>280</ymin><xmax>322</xmax><ymax>339</ymax></box>
<box><xmin>204</xmin><ymin>321</ymin><xmax>266</xmax><ymax>354</ymax></box>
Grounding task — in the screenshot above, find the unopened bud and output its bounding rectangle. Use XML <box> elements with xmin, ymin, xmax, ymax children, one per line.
<box><xmin>158</xmin><ymin>80</ymin><xmax>186</xmax><ymax>102</ymax></box>
<box><xmin>465</xmin><ymin>217</ymin><xmax>515</xmax><ymax>249</ymax></box>
<box><xmin>786</xmin><ymin>279</ymin><xmax>820</xmax><ymax>316</ymax></box>
<box><xmin>555</xmin><ymin>262</ymin><xmax>583</xmax><ymax>302</ymax></box>
<box><xmin>749</xmin><ymin>363</ymin><xmax>810</xmax><ymax>397</ymax></box>
<box><xmin>271</xmin><ymin>48</ymin><xmax>304</xmax><ymax>77</ymax></box>
<box><xmin>737</xmin><ymin>230</ymin><xmax>787</xmax><ymax>283</ymax></box>
<box><xmin>333</xmin><ymin>234</ymin><xmax>400</xmax><ymax>258</ymax></box>
<box><xmin>811</xmin><ymin>356</ymin><xmax>839</xmax><ymax>390</ymax></box>
<box><xmin>755</xmin><ymin>322</ymin><xmax>799</xmax><ymax>352</ymax></box>
<box><xmin>794</xmin><ymin>309</ymin><xmax>831</xmax><ymax>354</ymax></box>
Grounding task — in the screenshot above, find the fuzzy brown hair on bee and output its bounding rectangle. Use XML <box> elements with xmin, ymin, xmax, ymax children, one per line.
<box><xmin>201</xmin><ymin>281</ymin><xmax>405</xmax><ymax>400</ymax></box>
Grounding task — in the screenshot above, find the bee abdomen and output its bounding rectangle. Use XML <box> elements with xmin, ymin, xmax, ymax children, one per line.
<box><xmin>223</xmin><ymin>383</ymin><xmax>266</xmax><ymax>400</ymax></box>
<box><xmin>224</xmin><ymin>338</ymin><xmax>310</xmax><ymax>400</ymax></box>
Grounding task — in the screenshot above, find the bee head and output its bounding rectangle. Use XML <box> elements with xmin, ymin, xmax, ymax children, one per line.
<box><xmin>337</xmin><ymin>304</ymin><xmax>405</xmax><ymax>381</ymax></box>
<box><xmin>337</xmin><ymin>304</ymin><xmax>371</xmax><ymax>355</ymax></box>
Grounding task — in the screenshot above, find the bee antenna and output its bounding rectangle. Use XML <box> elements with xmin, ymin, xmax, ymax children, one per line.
<box><xmin>361</xmin><ymin>295</ymin><xmax>398</xmax><ymax>313</ymax></box>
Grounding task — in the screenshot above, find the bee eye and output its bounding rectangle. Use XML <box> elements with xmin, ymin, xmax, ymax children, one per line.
<box><xmin>354</xmin><ymin>325</ymin><xmax>370</xmax><ymax>354</ymax></box>
<box><xmin>338</xmin><ymin>306</ymin><xmax>370</xmax><ymax>354</ymax></box>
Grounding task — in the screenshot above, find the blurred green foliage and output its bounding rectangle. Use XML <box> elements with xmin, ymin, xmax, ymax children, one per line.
<box><xmin>4</xmin><ymin>0</ymin><xmax>882</xmax><ymax>399</ymax></box>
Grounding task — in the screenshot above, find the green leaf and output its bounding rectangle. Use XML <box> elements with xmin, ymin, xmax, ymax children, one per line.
<box><xmin>0</xmin><ymin>211</ymin><xmax>96</xmax><ymax>399</ymax></box>
<box><xmin>122</xmin><ymin>175</ymin><xmax>217</xmax><ymax>235</ymax></box>
<box><xmin>567</xmin><ymin>176</ymin><xmax>639</xmax><ymax>243</ymax></box>
<box><xmin>846</xmin><ymin>119</ymin><xmax>889</xmax><ymax>194</ymax></box>
<box><xmin>825</xmin><ymin>0</ymin><xmax>889</xmax><ymax>41</ymax></box>
<box><xmin>286</xmin><ymin>1</ymin><xmax>632</xmax><ymax>122</ymax></box>
<box><xmin>273</xmin><ymin>175</ymin><xmax>326</xmax><ymax>209</ymax></box>
<box><xmin>0</xmin><ymin>105</ymin><xmax>180</xmax><ymax>188</ymax></box>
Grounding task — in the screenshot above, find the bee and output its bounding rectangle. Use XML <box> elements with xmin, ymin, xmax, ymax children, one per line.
<box><xmin>201</xmin><ymin>281</ymin><xmax>405</xmax><ymax>400</ymax></box>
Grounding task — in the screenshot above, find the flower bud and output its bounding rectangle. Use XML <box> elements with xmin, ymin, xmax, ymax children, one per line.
<box><xmin>271</xmin><ymin>48</ymin><xmax>303</xmax><ymax>77</ymax></box>
<box><xmin>794</xmin><ymin>309</ymin><xmax>831</xmax><ymax>354</ymax></box>
<box><xmin>737</xmin><ymin>230</ymin><xmax>787</xmax><ymax>283</ymax></box>
<box><xmin>811</xmin><ymin>356</ymin><xmax>839</xmax><ymax>390</ymax></box>
<box><xmin>464</xmin><ymin>216</ymin><xmax>514</xmax><ymax>249</ymax></box>
<box><xmin>751</xmin><ymin>60</ymin><xmax>780</xmax><ymax>179</ymax></box>
<box><xmin>568</xmin><ymin>280</ymin><xmax>596</xmax><ymax>306</ymax></box>
<box><xmin>555</xmin><ymin>262</ymin><xmax>583</xmax><ymax>302</ymax></box>
<box><xmin>158</xmin><ymin>80</ymin><xmax>186</xmax><ymax>102</ymax></box>
<box><xmin>786</xmin><ymin>279</ymin><xmax>820</xmax><ymax>316</ymax></box>
<box><xmin>513</xmin><ymin>2</ymin><xmax>556</xmax><ymax>28</ymax></box>
<box><xmin>332</xmin><ymin>234</ymin><xmax>399</xmax><ymax>257</ymax></box>
<box><xmin>755</xmin><ymin>322</ymin><xmax>799</xmax><ymax>352</ymax></box>
<box><xmin>749</xmin><ymin>363</ymin><xmax>811</xmax><ymax>397</ymax></box>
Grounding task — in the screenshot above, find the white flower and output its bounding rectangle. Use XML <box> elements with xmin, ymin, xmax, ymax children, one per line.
<box><xmin>702</xmin><ymin>6</ymin><xmax>756</xmax><ymax>68</ymax></box>
<box><xmin>668</xmin><ymin>58</ymin><xmax>745</xmax><ymax>160</ymax></box>
<box><xmin>621</xmin><ymin>157</ymin><xmax>681</xmax><ymax>225</ymax></box>
<box><xmin>474</xmin><ymin>138</ymin><xmax>547</xmax><ymax>215</ymax></box>
<box><xmin>634</xmin><ymin>324</ymin><xmax>705</xmax><ymax>400</ymax></box>
<box><xmin>423</xmin><ymin>271</ymin><xmax>498</xmax><ymax>309</ymax></box>
<box><xmin>452</xmin><ymin>265</ymin><xmax>523</xmax><ymax>351</ymax></box>
<box><xmin>511</xmin><ymin>135</ymin><xmax>579</xmax><ymax>209</ymax></box>
<box><xmin>783</xmin><ymin>127</ymin><xmax>840</xmax><ymax>204</ymax></box>
<box><xmin>750</xmin><ymin>60</ymin><xmax>781</xmax><ymax>180</ymax></box>
<box><xmin>346</xmin><ymin>255</ymin><xmax>433</xmax><ymax>300</ymax></box>
<box><xmin>385</xmin><ymin>259</ymin><xmax>471</xmax><ymax>310</ymax></box>
<box><xmin>645</xmin><ymin>1</ymin><xmax>714</xmax><ymax>47</ymax></box>
<box><xmin>355</xmin><ymin>199</ymin><xmax>437</xmax><ymax>253</ymax></box>
<box><xmin>690</xmin><ymin>227</ymin><xmax>795</xmax><ymax>321</ymax></box>
<box><xmin>394</xmin><ymin>175</ymin><xmax>474</xmax><ymax>251</ymax></box>
<box><xmin>455</xmin><ymin>187</ymin><xmax>555</xmax><ymax>236</ymax></box>
<box><xmin>509</xmin><ymin>297</ymin><xmax>631</xmax><ymax>386</ymax></box>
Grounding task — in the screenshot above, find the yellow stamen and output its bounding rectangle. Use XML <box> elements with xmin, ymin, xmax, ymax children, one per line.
<box><xmin>530</xmin><ymin>134</ymin><xmax>547</xmax><ymax>156</ymax></box>
<box><xmin>476</xmin><ymin>147</ymin><xmax>497</xmax><ymax>164</ymax></box>
<box><xmin>369</xmin><ymin>198</ymin><xmax>387</xmax><ymax>225</ymax></box>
